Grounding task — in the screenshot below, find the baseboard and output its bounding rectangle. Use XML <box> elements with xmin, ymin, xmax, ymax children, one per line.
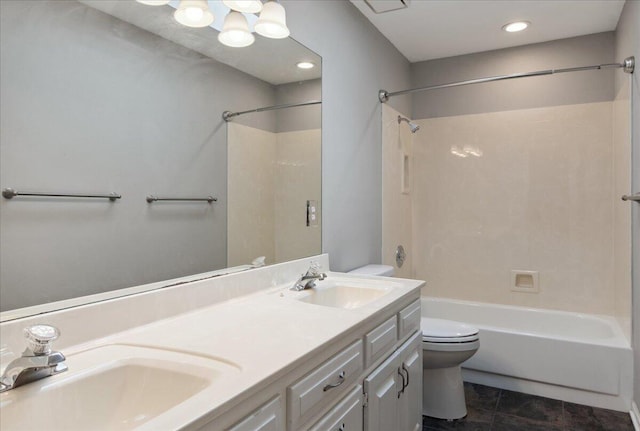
<box><xmin>631</xmin><ymin>401</ymin><xmax>640</xmax><ymax>431</ymax></box>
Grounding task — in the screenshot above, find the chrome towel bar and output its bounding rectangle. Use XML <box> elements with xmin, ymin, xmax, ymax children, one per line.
<box><xmin>622</xmin><ymin>193</ymin><xmax>640</xmax><ymax>202</ymax></box>
<box><xmin>146</xmin><ymin>195</ymin><xmax>217</xmax><ymax>203</ymax></box>
<box><xmin>2</xmin><ymin>188</ymin><xmax>121</xmax><ymax>201</ymax></box>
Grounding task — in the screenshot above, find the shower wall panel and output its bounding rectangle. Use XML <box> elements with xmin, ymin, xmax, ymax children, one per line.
<box><xmin>612</xmin><ymin>79</ymin><xmax>632</xmax><ymax>340</ymax></box>
<box><xmin>382</xmin><ymin>104</ymin><xmax>414</xmax><ymax>278</ymax></box>
<box><xmin>227</xmin><ymin>123</ymin><xmax>321</xmax><ymax>267</ymax></box>
<box><xmin>412</xmin><ymin>102</ymin><xmax>618</xmax><ymax>315</ymax></box>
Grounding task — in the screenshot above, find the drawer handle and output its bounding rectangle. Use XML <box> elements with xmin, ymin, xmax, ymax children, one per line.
<box><xmin>323</xmin><ymin>371</ymin><xmax>346</xmax><ymax>392</ymax></box>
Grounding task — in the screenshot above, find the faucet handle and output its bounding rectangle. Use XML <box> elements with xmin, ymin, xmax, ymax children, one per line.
<box><xmin>309</xmin><ymin>260</ymin><xmax>321</xmax><ymax>274</ymax></box>
<box><xmin>23</xmin><ymin>325</ymin><xmax>60</xmax><ymax>355</ymax></box>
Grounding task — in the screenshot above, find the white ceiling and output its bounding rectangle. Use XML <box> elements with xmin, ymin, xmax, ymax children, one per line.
<box><xmin>81</xmin><ymin>1</ymin><xmax>321</xmax><ymax>85</ymax></box>
<box><xmin>350</xmin><ymin>0</ymin><xmax>626</xmax><ymax>63</ymax></box>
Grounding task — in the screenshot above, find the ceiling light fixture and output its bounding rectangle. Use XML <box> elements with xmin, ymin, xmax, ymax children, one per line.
<box><xmin>140</xmin><ymin>0</ymin><xmax>292</xmax><ymax>48</ymax></box>
<box><xmin>502</xmin><ymin>21</ymin><xmax>530</xmax><ymax>33</ymax></box>
<box><xmin>222</xmin><ymin>0</ymin><xmax>263</xmax><ymax>14</ymax></box>
<box><xmin>296</xmin><ymin>61</ymin><xmax>315</xmax><ymax>69</ymax></box>
<box><xmin>174</xmin><ymin>0</ymin><xmax>215</xmax><ymax>28</ymax></box>
<box><xmin>218</xmin><ymin>11</ymin><xmax>255</xmax><ymax>48</ymax></box>
<box><xmin>255</xmin><ymin>1</ymin><xmax>290</xmax><ymax>39</ymax></box>
<box><xmin>136</xmin><ymin>0</ymin><xmax>171</xmax><ymax>5</ymax></box>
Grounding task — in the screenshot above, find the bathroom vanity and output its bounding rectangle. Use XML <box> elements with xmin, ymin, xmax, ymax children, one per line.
<box><xmin>0</xmin><ymin>255</ymin><xmax>423</xmax><ymax>431</ymax></box>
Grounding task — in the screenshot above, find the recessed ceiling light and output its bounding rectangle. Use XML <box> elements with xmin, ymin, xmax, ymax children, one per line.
<box><xmin>502</xmin><ymin>21</ymin><xmax>530</xmax><ymax>33</ymax></box>
<box><xmin>297</xmin><ymin>61</ymin><xmax>315</xmax><ymax>69</ymax></box>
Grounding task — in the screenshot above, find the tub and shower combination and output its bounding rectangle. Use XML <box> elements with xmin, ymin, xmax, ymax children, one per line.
<box><xmin>381</xmin><ymin>47</ymin><xmax>636</xmax><ymax>414</ymax></box>
<box><xmin>421</xmin><ymin>297</ymin><xmax>633</xmax><ymax>411</ymax></box>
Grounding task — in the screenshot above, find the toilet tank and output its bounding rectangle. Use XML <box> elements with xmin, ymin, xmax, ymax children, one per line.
<box><xmin>348</xmin><ymin>264</ymin><xmax>395</xmax><ymax>277</ymax></box>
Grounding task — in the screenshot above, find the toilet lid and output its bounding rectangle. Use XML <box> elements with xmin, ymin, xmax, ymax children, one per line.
<box><xmin>421</xmin><ymin>317</ymin><xmax>479</xmax><ymax>343</ymax></box>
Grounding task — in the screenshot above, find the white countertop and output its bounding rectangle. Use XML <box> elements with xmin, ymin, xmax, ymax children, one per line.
<box><xmin>0</xmin><ymin>258</ymin><xmax>423</xmax><ymax>431</ymax></box>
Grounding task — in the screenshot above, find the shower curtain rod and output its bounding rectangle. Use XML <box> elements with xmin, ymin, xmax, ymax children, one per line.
<box><xmin>378</xmin><ymin>56</ymin><xmax>635</xmax><ymax>103</ymax></box>
<box><xmin>222</xmin><ymin>100</ymin><xmax>321</xmax><ymax>121</ymax></box>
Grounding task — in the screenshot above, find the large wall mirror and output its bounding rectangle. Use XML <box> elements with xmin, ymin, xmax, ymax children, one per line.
<box><xmin>0</xmin><ymin>0</ymin><xmax>322</xmax><ymax>316</ymax></box>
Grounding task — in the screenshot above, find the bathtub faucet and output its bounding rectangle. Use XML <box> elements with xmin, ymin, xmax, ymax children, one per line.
<box><xmin>291</xmin><ymin>262</ymin><xmax>327</xmax><ymax>291</ymax></box>
<box><xmin>0</xmin><ymin>324</ymin><xmax>68</xmax><ymax>392</ymax></box>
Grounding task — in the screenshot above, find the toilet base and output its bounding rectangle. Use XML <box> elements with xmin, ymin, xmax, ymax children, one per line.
<box><xmin>422</xmin><ymin>366</ymin><xmax>467</xmax><ymax>420</ymax></box>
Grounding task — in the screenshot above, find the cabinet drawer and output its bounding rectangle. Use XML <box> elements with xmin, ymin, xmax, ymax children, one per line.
<box><xmin>227</xmin><ymin>396</ymin><xmax>282</xmax><ymax>431</ymax></box>
<box><xmin>364</xmin><ymin>316</ymin><xmax>397</xmax><ymax>367</ymax></box>
<box><xmin>309</xmin><ymin>385</ymin><xmax>363</xmax><ymax>431</ymax></box>
<box><xmin>398</xmin><ymin>300</ymin><xmax>421</xmax><ymax>340</ymax></box>
<box><xmin>288</xmin><ymin>341</ymin><xmax>363</xmax><ymax>429</ymax></box>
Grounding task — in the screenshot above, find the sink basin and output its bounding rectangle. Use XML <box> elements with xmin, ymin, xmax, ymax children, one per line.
<box><xmin>0</xmin><ymin>344</ymin><xmax>240</xmax><ymax>431</ymax></box>
<box><xmin>295</xmin><ymin>280</ymin><xmax>394</xmax><ymax>309</ymax></box>
<box><xmin>297</xmin><ymin>285</ymin><xmax>388</xmax><ymax>309</ymax></box>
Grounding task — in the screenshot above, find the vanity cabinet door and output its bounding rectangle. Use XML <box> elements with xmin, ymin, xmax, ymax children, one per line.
<box><xmin>397</xmin><ymin>332</ymin><xmax>422</xmax><ymax>431</ymax></box>
<box><xmin>363</xmin><ymin>349</ymin><xmax>401</xmax><ymax>431</ymax></box>
<box><xmin>227</xmin><ymin>397</ymin><xmax>283</xmax><ymax>431</ymax></box>
<box><xmin>364</xmin><ymin>331</ymin><xmax>422</xmax><ymax>431</ymax></box>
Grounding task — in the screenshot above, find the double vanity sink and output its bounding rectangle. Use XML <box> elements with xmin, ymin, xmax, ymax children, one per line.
<box><xmin>0</xmin><ymin>257</ymin><xmax>423</xmax><ymax>430</ymax></box>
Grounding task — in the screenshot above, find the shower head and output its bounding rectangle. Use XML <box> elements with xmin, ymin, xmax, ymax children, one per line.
<box><xmin>398</xmin><ymin>115</ymin><xmax>420</xmax><ymax>133</ymax></box>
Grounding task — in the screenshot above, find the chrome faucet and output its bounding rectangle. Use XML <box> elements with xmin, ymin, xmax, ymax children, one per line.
<box><xmin>292</xmin><ymin>262</ymin><xmax>327</xmax><ymax>291</ymax></box>
<box><xmin>0</xmin><ymin>324</ymin><xmax>67</xmax><ymax>393</ymax></box>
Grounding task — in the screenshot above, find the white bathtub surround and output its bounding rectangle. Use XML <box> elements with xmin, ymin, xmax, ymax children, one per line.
<box><xmin>612</xmin><ymin>77</ymin><xmax>632</xmax><ymax>342</ymax></box>
<box><xmin>228</xmin><ymin>124</ymin><xmax>278</xmax><ymax>265</ymax></box>
<box><xmin>381</xmin><ymin>104</ymin><xmax>413</xmax><ymax>278</ymax></box>
<box><xmin>227</xmin><ymin>123</ymin><xmax>322</xmax><ymax>267</ymax></box>
<box><xmin>421</xmin><ymin>297</ymin><xmax>633</xmax><ymax>411</ymax></box>
<box><xmin>0</xmin><ymin>255</ymin><xmax>423</xmax><ymax>430</ymax></box>
<box><xmin>274</xmin><ymin>129</ymin><xmax>322</xmax><ymax>263</ymax></box>
<box><xmin>412</xmin><ymin>102</ymin><xmax>631</xmax><ymax>326</ymax></box>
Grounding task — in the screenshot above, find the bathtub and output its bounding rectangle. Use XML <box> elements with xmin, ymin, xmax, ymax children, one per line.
<box><xmin>421</xmin><ymin>297</ymin><xmax>633</xmax><ymax>411</ymax></box>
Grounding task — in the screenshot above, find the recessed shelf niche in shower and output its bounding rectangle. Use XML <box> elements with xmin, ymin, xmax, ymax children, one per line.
<box><xmin>401</xmin><ymin>153</ymin><xmax>410</xmax><ymax>194</ymax></box>
<box><xmin>510</xmin><ymin>270</ymin><xmax>540</xmax><ymax>293</ymax></box>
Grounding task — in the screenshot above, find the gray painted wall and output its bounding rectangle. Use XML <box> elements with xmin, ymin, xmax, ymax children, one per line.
<box><xmin>411</xmin><ymin>32</ymin><xmax>615</xmax><ymax>119</ymax></box>
<box><xmin>282</xmin><ymin>0</ymin><xmax>412</xmax><ymax>271</ymax></box>
<box><xmin>0</xmin><ymin>0</ymin><xmax>276</xmax><ymax>310</ymax></box>
<box><xmin>615</xmin><ymin>0</ymin><xmax>640</xmax><ymax>409</ymax></box>
<box><xmin>275</xmin><ymin>78</ymin><xmax>322</xmax><ymax>133</ymax></box>
<box><xmin>1</xmin><ymin>0</ymin><xmax>413</xmax><ymax>308</ymax></box>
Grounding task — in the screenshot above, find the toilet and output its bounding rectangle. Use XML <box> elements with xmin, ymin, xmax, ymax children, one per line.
<box><xmin>421</xmin><ymin>317</ymin><xmax>480</xmax><ymax>420</ymax></box>
<box><xmin>348</xmin><ymin>264</ymin><xmax>479</xmax><ymax>420</ymax></box>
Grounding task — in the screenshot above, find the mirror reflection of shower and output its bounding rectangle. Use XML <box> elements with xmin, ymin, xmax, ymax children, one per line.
<box><xmin>398</xmin><ymin>115</ymin><xmax>420</xmax><ymax>133</ymax></box>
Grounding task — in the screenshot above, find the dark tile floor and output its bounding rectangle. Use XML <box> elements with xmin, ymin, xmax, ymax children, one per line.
<box><xmin>423</xmin><ymin>383</ymin><xmax>634</xmax><ymax>431</ymax></box>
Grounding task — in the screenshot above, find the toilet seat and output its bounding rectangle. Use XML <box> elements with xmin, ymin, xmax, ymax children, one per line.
<box><xmin>421</xmin><ymin>318</ymin><xmax>479</xmax><ymax>343</ymax></box>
